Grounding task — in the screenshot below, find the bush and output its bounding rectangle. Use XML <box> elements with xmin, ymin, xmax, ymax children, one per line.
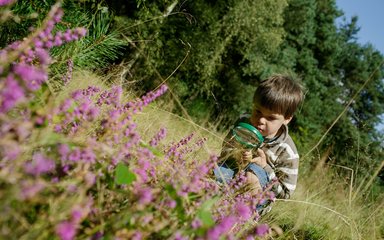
<box><xmin>0</xmin><ymin>2</ymin><xmax>275</xmax><ymax>239</ymax></box>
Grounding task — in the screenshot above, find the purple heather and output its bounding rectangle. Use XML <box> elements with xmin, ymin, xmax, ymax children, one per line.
<box><xmin>13</xmin><ymin>63</ymin><xmax>47</xmax><ymax>91</ymax></box>
<box><xmin>255</xmin><ymin>224</ymin><xmax>269</xmax><ymax>237</ymax></box>
<box><xmin>0</xmin><ymin>75</ymin><xmax>25</xmax><ymax>113</ymax></box>
<box><xmin>24</xmin><ymin>152</ymin><xmax>55</xmax><ymax>176</ymax></box>
<box><xmin>0</xmin><ymin>0</ymin><xmax>14</xmax><ymax>6</ymax></box>
<box><xmin>56</xmin><ymin>221</ymin><xmax>77</xmax><ymax>240</ymax></box>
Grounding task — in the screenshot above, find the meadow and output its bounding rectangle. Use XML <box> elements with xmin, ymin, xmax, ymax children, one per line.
<box><xmin>1</xmin><ymin>1</ymin><xmax>383</xmax><ymax>239</ymax></box>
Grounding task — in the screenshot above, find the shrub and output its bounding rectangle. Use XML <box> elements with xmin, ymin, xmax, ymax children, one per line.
<box><xmin>0</xmin><ymin>1</ymin><xmax>275</xmax><ymax>239</ymax></box>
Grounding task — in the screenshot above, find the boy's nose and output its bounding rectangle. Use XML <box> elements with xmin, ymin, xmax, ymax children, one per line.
<box><xmin>258</xmin><ymin>117</ymin><xmax>267</xmax><ymax>125</ymax></box>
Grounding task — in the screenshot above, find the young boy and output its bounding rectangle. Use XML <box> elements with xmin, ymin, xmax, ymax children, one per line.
<box><xmin>214</xmin><ymin>74</ymin><xmax>304</xmax><ymax>202</ymax></box>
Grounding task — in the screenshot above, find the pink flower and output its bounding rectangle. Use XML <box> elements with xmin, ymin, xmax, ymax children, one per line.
<box><xmin>131</xmin><ymin>231</ymin><xmax>142</xmax><ymax>240</ymax></box>
<box><xmin>0</xmin><ymin>75</ymin><xmax>25</xmax><ymax>113</ymax></box>
<box><xmin>2</xmin><ymin>144</ymin><xmax>20</xmax><ymax>161</ymax></box>
<box><xmin>206</xmin><ymin>216</ymin><xmax>236</xmax><ymax>240</ymax></box>
<box><xmin>81</xmin><ymin>148</ymin><xmax>96</xmax><ymax>163</ymax></box>
<box><xmin>68</xmin><ymin>148</ymin><xmax>81</xmax><ymax>162</ymax></box>
<box><xmin>166</xmin><ymin>199</ymin><xmax>177</xmax><ymax>209</ymax></box>
<box><xmin>124</xmin><ymin>84</ymin><xmax>168</xmax><ymax>112</ymax></box>
<box><xmin>52</xmin><ymin>8</ymin><xmax>64</xmax><ymax>23</ymax></box>
<box><xmin>56</xmin><ymin>221</ymin><xmax>77</xmax><ymax>240</ymax></box>
<box><xmin>236</xmin><ymin>202</ymin><xmax>252</xmax><ymax>220</ymax></box>
<box><xmin>34</xmin><ymin>48</ymin><xmax>51</xmax><ymax>65</ymax></box>
<box><xmin>24</xmin><ymin>152</ymin><xmax>55</xmax><ymax>176</ymax></box>
<box><xmin>255</xmin><ymin>224</ymin><xmax>269</xmax><ymax>237</ymax></box>
<box><xmin>191</xmin><ymin>219</ymin><xmax>202</xmax><ymax>229</ymax></box>
<box><xmin>63</xmin><ymin>30</ymin><xmax>73</xmax><ymax>42</ymax></box>
<box><xmin>174</xmin><ymin>232</ymin><xmax>188</xmax><ymax>240</ymax></box>
<box><xmin>219</xmin><ymin>216</ymin><xmax>236</xmax><ymax>232</ymax></box>
<box><xmin>20</xmin><ymin>180</ymin><xmax>45</xmax><ymax>199</ymax></box>
<box><xmin>85</xmin><ymin>172</ymin><xmax>96</xmax><ymax>186</ymax></box>
<box><xmin>75</xmin><ymin>27</ymin><xmax>87</xmax><ymax>37</ymax></box>
<box><xmin>54</xmin><ymin>35</ymin><xmax>63</xmax><ymax>46</ymax></box>
<box><xmin>206</xmin><ymin>227</ymin><xmax>221</xmax><ymax>240</ymax></box>
<box><xmin>0</xmin><ymin>0</ymin><xmax>14</xmax><ymax>6</ymax></box>
<box><xmin>149</xmin><ymin>128</ymin><xmax>167</xmax><ymax>146</ymax></box>
<box><xmin>138</xmin><ymin>188</ymin><xmax>153</xmax><ymax>205</ymax></box>
<box><xmin>71</xmin><ymin>208</ymin><xmax>83</xmax><ymax>224</ymax></box>
<box><xmin>58</xmin><ymin>144</ymin><xmax>70</xmax><ymax>160</ymax></box>
<box><xmin>13</xmin><ymin>63</ymin><xmax>47</xmax><ymax>90</ymax></box>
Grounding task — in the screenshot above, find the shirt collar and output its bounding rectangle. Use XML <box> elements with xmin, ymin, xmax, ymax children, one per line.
<box><xmin>264</xmin><ymin>124</ymin><xmax>288</xmax><ymax>146</ymax></box>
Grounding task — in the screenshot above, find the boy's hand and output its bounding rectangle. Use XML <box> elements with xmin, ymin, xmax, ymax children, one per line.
<box><xmin>248</xmin><ymin>149</ymin><xmax>267</xmax><ymax>168</ymax></box>
<box><xmin>241</xmin><ymin>150</ymin><xmax>253</xmax><ymax>163</ymax></box>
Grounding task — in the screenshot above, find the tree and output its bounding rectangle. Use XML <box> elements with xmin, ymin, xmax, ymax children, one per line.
<box><xmin>278</xmin><ymin>0</ymin><xmax>384</xmax><ymax>182</ymax></box>
<box><xmin>112</xmin><ymin>0</ymin><xmax>288</xmax><ymax>125</ymax></box>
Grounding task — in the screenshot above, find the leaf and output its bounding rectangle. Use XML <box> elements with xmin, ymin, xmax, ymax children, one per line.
<box><xmin>196</xmin><ymin>197</ymin><xmax>219</xmax><ymax>227</ymax></box>
<box><xmin>115</xmin><ymin>163</ymin><xmax>136</xmax><ymax>185</ymax></box>
<box><xmin>197</xmin><ymin>210</ymin><xmax>215</xmax><ymax>227</ymax></box>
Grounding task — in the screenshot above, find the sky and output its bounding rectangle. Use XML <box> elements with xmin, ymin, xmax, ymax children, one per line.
<box><xmin>335</xmin><ymin>0</ymin><xmax>384</xmax><ymax>132</ymax></box>
<box><xmin>336</xmin><ymin>0</ymin><xmax>384</xmax><ymax>54</ymax></box>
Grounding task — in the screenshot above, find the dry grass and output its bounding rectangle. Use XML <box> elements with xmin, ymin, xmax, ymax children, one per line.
<box><xmin>135</xmin><ymin>103</ymin><xmax>384</xmax><ymax>239</ymax></box>
<box><xmin>262</xmin><ymin>159</ymin><xmax>384</xmax><ymax>239</ymax></box>
<box><xmin>134</xmin><ymin>103</ymin><xmax>225</xmax><ymax>163</ymax></box>
<box><xmin>59</xmin><ymin>69</ymin><xmax>384</xmax><ymax>239</ymax></box>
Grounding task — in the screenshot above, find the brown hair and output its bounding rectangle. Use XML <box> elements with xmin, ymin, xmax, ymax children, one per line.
<box><xmin>253</xmin><ymin>74</ymin><xmax>304</xmax><ymax>118</ymax></box>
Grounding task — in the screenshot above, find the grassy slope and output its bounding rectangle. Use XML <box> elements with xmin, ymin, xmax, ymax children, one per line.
<box><xmin>132</xmin><ymin>100</ymin><xmax>384</xmax><ymax>238</ymax></box>
<box><xmin>64</xmin><ymin>70</ymin><xmax>384</xmax><ymax>239</ymax></box>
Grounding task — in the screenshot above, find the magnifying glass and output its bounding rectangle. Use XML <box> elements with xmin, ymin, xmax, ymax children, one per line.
<box><xmin>232</xmin><ymin>122</ymin><xmax>264</xmax><ymax>149</ymax></box>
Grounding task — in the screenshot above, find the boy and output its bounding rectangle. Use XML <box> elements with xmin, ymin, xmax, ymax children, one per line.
<box><xmin>214</xmin><ymin>74</ymin><xmax>304</xmax><ymax>202</ymax></box>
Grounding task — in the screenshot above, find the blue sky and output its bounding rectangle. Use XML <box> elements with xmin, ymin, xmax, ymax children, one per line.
<box><xmin>336</xmin><ymin>0</ymin><xmax>384</xmax><ymax>54</ymax></box>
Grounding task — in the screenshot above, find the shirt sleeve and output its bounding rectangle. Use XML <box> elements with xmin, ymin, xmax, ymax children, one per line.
<box><xmin>263</xmin><ymin>142</ymin><xmax>299</xmax><ymax>199</ymax></box>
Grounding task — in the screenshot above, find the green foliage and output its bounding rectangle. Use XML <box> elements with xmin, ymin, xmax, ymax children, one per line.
<box><xmin>196</xmin><ymin>197</ymin><xmax>219</xmax><ymax>228</ymax></box>
<box><xmin>115</xmin><ymin>163</ymin><xmax>137</xmax><ymax>185</ymax></box>
<box><xmin>67</xmin><ymin>4</ymin><xmax>127</xmax><ymax>68</ymax></box>
<box><xmin>1</xmin><ymin>0</ymin><xmax>127</xmax><ymax>79</ymax></box>
<box><xmin>0</xmin><ymin>0</ymin><xmax>51</xmax><ymax>46</ymax></box>
<box><xmin>104</xmin><ymin>0</ymin><xmax>384</xmax><ymax>185</ymax></box>
<box><xmin>48</xmin><ymin>2</ymin><xmax>127</xmax><ymax>77</ymax></box>
<box><xmin>273</xmin><ymin>0</ymin><xmax>384</xmax><ymax>184</ymax></box>
<box><xmin>4</xmin><ymin>0</ymin><xmax>382</xmax><ymax>185</ymax></box>
<box><xmin>111</xmin><ymin>0</ymin><xmax>288</xmax><ymax>125</ymax></box>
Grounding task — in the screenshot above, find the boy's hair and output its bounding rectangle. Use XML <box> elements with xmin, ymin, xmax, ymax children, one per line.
<box><xmin>253</xmin><ymin>74</ymin><xmax>304</xmax><ymax>118</ymax></box>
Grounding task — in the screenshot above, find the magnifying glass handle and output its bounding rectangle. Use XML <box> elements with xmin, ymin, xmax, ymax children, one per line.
<box><xmin>241</xmin><ymin>149</ymin><xmax>253</xmax><ymax>163</ymax></box>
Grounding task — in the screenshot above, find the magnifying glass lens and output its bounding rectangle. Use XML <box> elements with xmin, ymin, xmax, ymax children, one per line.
<box><xmin>232</xmin><ymin>122</ymin><xmax>264</xmax><ymax>148</ymax></box>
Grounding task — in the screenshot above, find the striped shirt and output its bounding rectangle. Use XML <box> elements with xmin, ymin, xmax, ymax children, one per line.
<box><xmin>218</xmin><ymin>114</ymin><xmax>299</xmax><ymax>199</ymax></box>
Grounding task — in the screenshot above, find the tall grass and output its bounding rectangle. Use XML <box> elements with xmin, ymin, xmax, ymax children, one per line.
<box><xmin>123</xmin><ymin>72</ymin><xmax>384</xmax><ymax>239</ymax></box>
<box><xmin>261</xmin><ymin>157</ymin><xmax>384</xmax><ymax>239</ymax></box>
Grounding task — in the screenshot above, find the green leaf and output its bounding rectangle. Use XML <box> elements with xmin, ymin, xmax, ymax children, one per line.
<box><xmin>196</xmin><ymin>197</ymin><xmax>219</xmax><ymax>227</ymax></box>
<box><xmin>115</xmin><ymin>163</ymin><xmax>136</xmax><ymax>185</ymax></box>
<box><xmin>197</xmin><ymin>210</ymin><xmax>215</xmax><ymax>227</ymax></box>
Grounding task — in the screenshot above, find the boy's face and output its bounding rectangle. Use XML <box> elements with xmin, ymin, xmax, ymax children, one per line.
<box><xmin>250</xmin><ymin>103</ymin><xmax>292</xmax><ymax>139</ymax></box>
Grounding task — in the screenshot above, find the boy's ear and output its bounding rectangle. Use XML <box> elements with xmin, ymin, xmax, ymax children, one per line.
<box><xmin>283</xmin><ymin>116</ymin><xmax>293</xmax><ymax>125</ymax></box>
